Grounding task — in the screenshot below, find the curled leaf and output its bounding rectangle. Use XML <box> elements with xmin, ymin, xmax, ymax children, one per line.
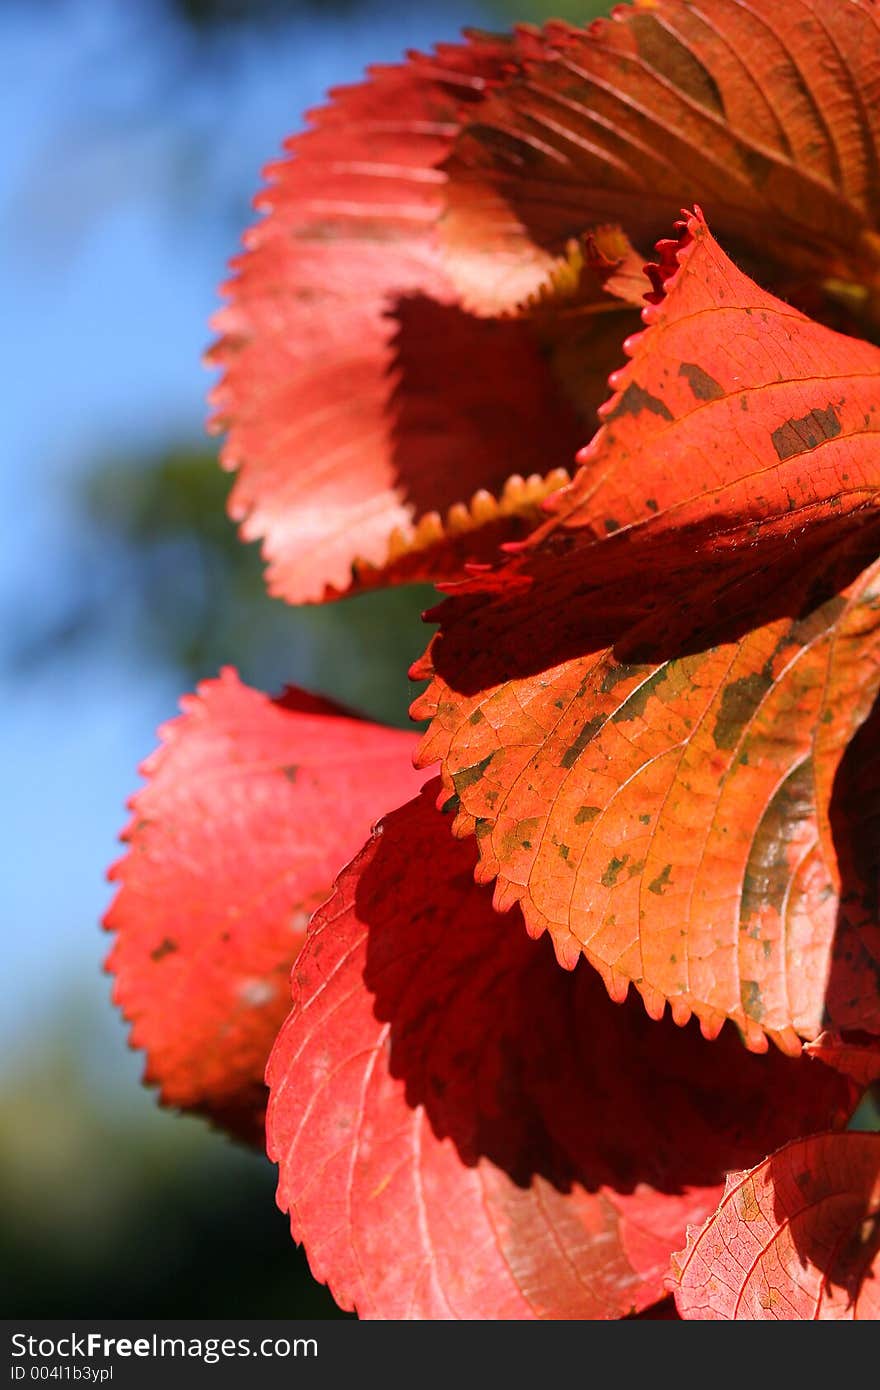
<box><xmin>208</xmin><ymin>36</ymin><xmax>586</xmax><ymax>602</ymax></box>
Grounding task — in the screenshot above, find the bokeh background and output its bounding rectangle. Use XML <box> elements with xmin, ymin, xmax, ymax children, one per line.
<box><xmin>1</xmin><ymin>0</ymin><xmax>611</xmax><ymax>1317</ymax></box>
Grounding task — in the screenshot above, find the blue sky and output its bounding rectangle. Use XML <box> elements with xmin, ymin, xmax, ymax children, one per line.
<box><xmin>0</xmin><ymin>0</ymin><xmax>491</xmax><ymax>1087</ymax></box>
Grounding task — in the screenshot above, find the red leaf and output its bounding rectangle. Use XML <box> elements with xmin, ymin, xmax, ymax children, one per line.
<box><xmin>442</xmin><ymin>0</ymin><xmax>880</xmax><ymax>319</ymax></box>
<box><xmin>210</xmin><ymin>3</ymin><xmax>880</xmax><ymax>604</ymax></box>
<box><xmin>671</xmin><ymin>1132</ymin><xmax>880</xmax><ymax>1319</ymax></box>
<box><xmin>806</xmin><ymin>1033</ymin><xmax>880</xmax><ymax>1088</ymax></box>
<box><xmin>266</xmin><ymin>786</ymin><xmax>853</xmax><ymax>1319</ymax></box>
<box><xmin>208</xmin><ymin>36</ymin><xmax>586</xmax><ymax>602</ymax></box>
<box><xmin>105</xmin><ymin>669</ymin><xmax>425</xmax><ymax>1143</ymax></box>
<box><xmin>538</xmin><ymin>209</ymin><xmax>880</xmax><ymax>575</ymax></box>
<box><xmin>421</xmin><ymin>210</ymin><xmax>880</xmax><ymax>642</ymax></box>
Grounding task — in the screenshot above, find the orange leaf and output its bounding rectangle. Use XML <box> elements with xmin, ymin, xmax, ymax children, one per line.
<box><xmin>671</xmin><ymin>1132</ymin><xmax>880</xmax><ymax>1319</ymax></box>
<box><xmin>539</xmin><ymin>208</ymin><xmax>880</xmax><ymax>570</ymax></box>
<box><xmin>416</xmin><ymin>543</ymin><xmax>880</xmax><ymax>1052</ymax></box>
<box><xmin>413</xmin><ymin>209</ymin><xmax>880</xmax><ymax>1050</ymax></box>
<box><xmin>424</xmin><ymin>209</ymin><xmax>880</xmax><ymax>641</ymax></box>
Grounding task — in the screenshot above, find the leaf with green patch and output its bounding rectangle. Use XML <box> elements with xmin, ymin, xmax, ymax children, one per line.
<box><xmin>415</xmin><ymin>539</ymin><xmax>880</xmax><ymax>1054</ymax></box>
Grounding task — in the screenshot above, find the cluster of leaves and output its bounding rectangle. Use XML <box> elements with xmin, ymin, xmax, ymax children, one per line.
<box><xmin>108</xmin><ymin>0</ymin><xmax>880</xmax><ymax>1319</ymax></box>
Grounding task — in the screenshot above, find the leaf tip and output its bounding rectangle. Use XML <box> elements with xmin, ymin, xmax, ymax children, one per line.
<box><xmin>643</xmin><ymin>206</ymin><xmax>705</xmax><ymax>311</ymax></box>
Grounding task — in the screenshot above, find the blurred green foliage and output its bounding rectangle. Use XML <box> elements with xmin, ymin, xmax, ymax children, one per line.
<box><xmin>490</xmin><ymin>0</ymin><xmax>609</xmax><ymax>20</ymax></box>
<box><xmin>167</xmin><ymin>0</ymin><xmax>610</xmax><ymax>30</ymax></box>
<box><xmin>0</xmin><ymin>1005</ymin><xmax>348</xmax><ymax>1317</ymax></box>
<box><xmin>174</xmin><ymin>0</ymin><xmax>360</xmax><ymax>25</ymax></box>
<box><xmin>82</xmin><ymin>445</ymin><xmax>435</xmax><ymax>728</ymax></box>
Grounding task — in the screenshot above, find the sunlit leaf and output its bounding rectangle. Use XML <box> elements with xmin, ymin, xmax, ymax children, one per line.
<box><xmin>106</xmin><ymin>669</ymin><xmax>425</xmax><ymax>1142</ymax></box>
<box><xmin>208</xmin><ymin>35</ymin><xmax>587</xmax><ymax>601</ymax></box>
<box><xmin>414</xmin><ymin>215</ymin><xmax>880</xmax><ymax>1051</ymax></box>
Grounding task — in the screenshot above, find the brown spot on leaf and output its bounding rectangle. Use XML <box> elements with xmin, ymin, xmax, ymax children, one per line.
<box><xmin>602</xmin><ymin>855</ymin><xmax>630</xmax><ymax>887</ymax></box>
<box><xmin>678</xmin><ymin>362</ymin><xmax>724</xmax><ymax>401</ymax></box>
<box><xmin>648</xmin><ymin>865</ymin><xmax>672</xmax><ymax>896</ymax></box>
<box><xmin>770</xmin><ymin>403</ymin><xmax>841</xmax><ymax>461</ymax></box>
<box><xmin>561</xmin><ymin>715</ymin><xmax>605</xmax><ymax>769</ymax></box>
<box><xmin>714</xmin><ymin>670</ymin><xmax>774</xmax><ymax>749</ymax></box>
<box><xmin>151</xmin><ymin>937</ymin><xmax>178</xmax><ymax>962</ymax></box>
<box><xmin>612</xmin><ymin>666</ymin><xmax>669</xmax><ymax>723</ymax></box>
<box><xmin>739</xmin><ymin>761</ymin><xmax>814</xmax><ymax>938</ymax></box>
<box><xmin>453</xmin><ymin>753</ymin><xmax>495</xmax><ymax>794</ymax></box>
<box><xmin>605</xmin><ymin>381</ymin><xmax>673</xmax><ymax>423</ymax></box>
<box><xmin>737</xmin><ymin>1177</ymin><xmax>762</xmax><ymax>1223</ymax></box>
<box><xmin>741</xmin><ymin>979</ymin><xmax>764</xmax><ymax>1022</ymax></box>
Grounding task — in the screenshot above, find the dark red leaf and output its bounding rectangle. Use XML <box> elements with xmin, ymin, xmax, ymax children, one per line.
<box><xmin>442</xmin><ymin>0</ymin><xmax>880</xmax><ymax>322</ymax></box>
<box><xmin>105</xmin><ymin>669</ymin><xmax>425</xmax><ymax>1143</ymax></box>
<box><xmin>806</xmin><ymin>1033</ymin><xmax>880</xmax><ymax>1088</ymax></box>
<box><xmin>266</xmin><ymin>786</ymin><xmax>853</xmax><ymax>1319</ymax></box>
<box><xmin>671</xmin><ymin>1132</ymin><xmax>880</xmax><ymax>1319</ymax></box>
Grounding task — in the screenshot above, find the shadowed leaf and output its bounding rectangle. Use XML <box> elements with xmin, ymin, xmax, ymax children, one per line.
<box><xmin>266</xmin><ymin>786</ymin><xmax>854</xmax><ymax>1318</ymax></box>
<box><xmin>672</xmin><ymin>1132</ymin><xmax>880</xmax><ymax>1319</ymax></box>
<box><xmin>442</xmin><ymin>0</ymin><xmax>880</xmax><ymax>321</ymax></box>
<box><xmin>806</xmin><ymin>1033</ymin><xmax>880</xmax><ymax>1088</ymax></box>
